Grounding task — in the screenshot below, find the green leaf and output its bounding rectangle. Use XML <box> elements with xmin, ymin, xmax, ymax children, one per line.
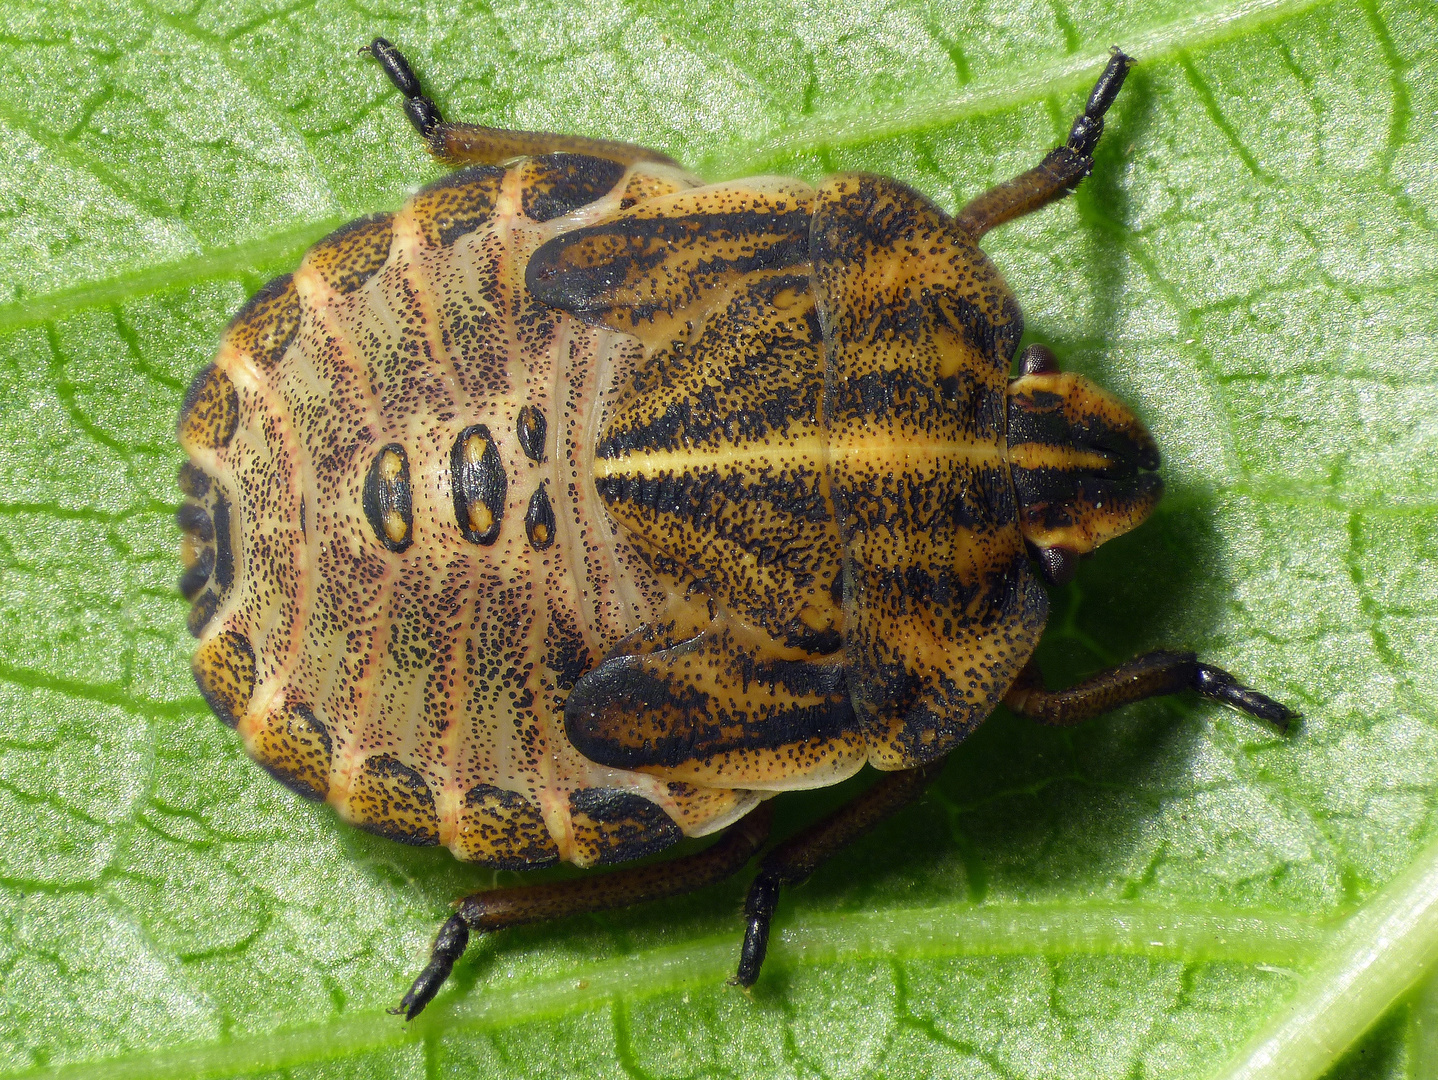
<box><xmin>0</xmin><ymin>0</ymin><xmax>1434</xmax><ymax>1077</ymax></box>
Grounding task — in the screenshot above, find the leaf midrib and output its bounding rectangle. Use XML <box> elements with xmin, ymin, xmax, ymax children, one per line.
<box><xmin>705</xmin><ymin>0</ymin><xmax>1337</xmax><ymax>171</ymax></box>
<box><xmin>5</xmin><ymin>900</ymin><xmax>1329</xmax><ymax>1080</ymax></box>
<box><xmin>0</xmin><ymin>0</ymin><xmax>1335</xmax><ymax>332</ymax></box>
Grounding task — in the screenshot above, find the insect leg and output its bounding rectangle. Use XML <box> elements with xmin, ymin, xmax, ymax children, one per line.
<box><xmin>394</xmin><ymin>804</ymin><xmax>772</xmax><ymax>1020</ymax></box>
<box><xmin>362</xmin><ymin>38</ymin><xmax>679</xmax><ymax>168</ymax></box>
<box><xmin>732</xmin><ymin>761</ymin><xmax>944</xmax><ymax>988</ymax></box>
<box><xmin>955</xmin><ymin>48</ymin><xmax>1133</xmax><ymax>238</ymax></box>
<box><xmin>1003</xmin><ymin>651</ymin><xmax>1296</xmax><ymax>731</ymax></box>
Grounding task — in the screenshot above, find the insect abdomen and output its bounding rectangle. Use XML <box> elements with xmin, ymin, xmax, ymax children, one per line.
<box><xmin>179</xmin><ymin>158</ymin><xmax>763</xmax><ymax>867</ymax></box>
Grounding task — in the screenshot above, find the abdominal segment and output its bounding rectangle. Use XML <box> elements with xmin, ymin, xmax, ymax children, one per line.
<box><xmin>180</xmin><ymin>156</ymin><xmax>763</xmax><ymax>868</ymax></box>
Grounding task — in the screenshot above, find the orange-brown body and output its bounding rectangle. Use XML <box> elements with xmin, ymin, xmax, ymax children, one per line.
<box><xmin>170</xmin><ymin>42</ymin><xmax>1308</xmax><ymax>1021</ymax></box>
<box><xmin>177</xmin><ymin>154</ymin><xmax>1159</xmax><ymax>870</ymax></box>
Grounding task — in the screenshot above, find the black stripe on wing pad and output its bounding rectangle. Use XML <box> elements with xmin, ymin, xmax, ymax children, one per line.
<box><xmin>563</xmin><ymin>651</ymin><xmax>855</xmax><ymax>771</ymax></box>
<box><xmin>526</xmin><ymin>210</ymin><xmax>812</xmax><ymax>322</ymax></box>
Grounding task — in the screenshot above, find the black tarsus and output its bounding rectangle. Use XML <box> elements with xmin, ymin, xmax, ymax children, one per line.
<box><xmin>1193</xmin><ymin>664</ymin><xmax>1297</xmax><ymax>728</ymax></box>
<box><xmin>363</xmin><ymin>37</ymin><xmax>421</xmax><ymax>97</ymax></box>
<box><xmin>362</xmin><ymin>37</ymin><xmax>444</xmax><ymax>138</ymax></box>
<box><xmin>956</xmin><ymin>47</ymin><xmax>1136</xmax><ymax>237</ymax></box>
<box><xmin>730</xmin><ymin>764</ymin><xmax>940</xmax><ymax>988</ymax></box>
<box><xmin>391</xmin><ymin>805</ymin><xmax>773</xmax><ymax>1019</ymax></box>
<box><xmin>1066</xmin><ymin>47</ymin><xmax>1133</xmax><ymax>158</ymax></box>
<box><xmin>735</xmin><ymin>875</ymin><xmax>781</xmax><ymax>987</ymax></box>
<box><xmin>392</xmin><ymin>913</ymin><xmax>470</xmax><ymax>1020</ymax></box>
<box><xmin>359</xmin><ymin>35</ymin><xmax>678</xmax><ymax>167</ymax></box>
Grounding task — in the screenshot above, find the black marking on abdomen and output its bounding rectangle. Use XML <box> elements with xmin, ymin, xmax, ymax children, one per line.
<box><xmin>212</xmin><ymin>492</ymin><xmax>234</xmax><ymax>590</ymax></box>
<box><xmin>362</xmin><ymin>444</ymin><xmax>415</xmax><ymax>553</ymax></box>
<box><xmin>261</xmin><ymin>702</ymin><xmax>332</xmax><ymax>803</ymax></box>
<box><xmin>525</xmin><ymin>483</ymin><xmax>556</xmax><ymax>550</ymax></box>
<box><xmin>568</xmin><ymin>788</ymin><xmax>682</xmax><ymax>865</ymax></box>
<box><xmin>521</xmin><ymin>154</ymin><xmax>627</xmax><ymax>223</ymax></box>
<box><xmin>461</xmin><ymin>783</ymin><xmax>561</xmax><ymax>870</ymax></box>
<box><xmin>545</xmin><ymin>601</ymin><xmax>591</xmax><ymax>691</ymax></box>
<box><xmin>187</xmin><ymin>590</ymin><xmax>221</xmax><ymax>637</ymax></box>
<box><xmin>516</xmin><ymin>405</ymin><xmax>547</xmax><ymax>463</ymax></box>
<box><xmin>410</xmin><ymin>166</ymin><xmax>506</xmax><ymax>248</ymax></box>
<box><xmin>179</xmin><ymin>548</ymin><xmax>215</xmax><ymax>601</ymax></box>
<box><xmin>353</xmin><ymin>754</ymin><xmax>439</xmax><ymax>846</ymax></box>
<box><xmin>223</xmin><ymin>273</ymin><xmax>301</xmax><ymax>370</ymax></box>
<box><xmin>305</xmin><ymin>214</ymin><xmax>393</xmax><ymax>295</ymax></box>
<box><xmin>451</xmin><ymin>425</ymin><xmax>506</xmax><ymax>545</ymax></box>
<box><xmin>178</xmin><ymin>462</ymin><xmax>210</xmax><ymax>498</ymax></box>
<box><xmin>176</xmin><ymin>503</ymin><xmax>213</xmax><ymax>542</ymax></box>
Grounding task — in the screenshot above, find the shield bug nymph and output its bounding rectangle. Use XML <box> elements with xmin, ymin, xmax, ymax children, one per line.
<box><xmin>174</xmin><ymin>39</ymin><xmax>1295</xmax><ymax>1018</ymax></box>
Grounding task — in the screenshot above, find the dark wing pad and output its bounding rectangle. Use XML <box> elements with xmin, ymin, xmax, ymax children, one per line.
<box><xmin>565</xmin><ymin>617</ymin><xmax>866</xmax><ymax>790</ymax></box>
<box><xmin>525</xmin><ymin>178</ymin><xmax>815</xmax><ymax>350</ymax></box>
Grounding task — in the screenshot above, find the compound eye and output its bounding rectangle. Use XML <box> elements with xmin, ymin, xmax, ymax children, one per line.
<box><xmin>363</xmin><ymin>444</ymin><xmax>414</xmax><ymax>552</ymax></box>
<box><xmin>1018</xmin><ymin>343</ymin><xmax>1060</xmax><ymax>376</ymax></box>
<box><xmin>1036</xmin><ymin>545</ymin><xmax>1078</xmax><ymax>586</ymax></box>
<box><xmin>451</xmin><ymin>425</ymin><xmax>507</xmax><ymax>545</ymax></box>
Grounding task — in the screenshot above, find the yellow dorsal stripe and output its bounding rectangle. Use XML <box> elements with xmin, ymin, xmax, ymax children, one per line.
<box><xmin>1007</xmin><ymin>443</ymin><xmax>1113</xmax><ymax>471</ymax></box>
<box><xmin>597</xmin><ymin>436</ymin><xmax>1006</xmax><ymax>478</ymax></box>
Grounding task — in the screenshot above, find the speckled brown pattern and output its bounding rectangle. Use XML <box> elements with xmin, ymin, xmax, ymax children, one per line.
<box><xmin>178</xmin><ymin>158</ymin><xmax>763</xmax><ymax>868</ymax></box>
<box><xmin>408</xmin><ymin>166</ymin><xmax>505</xmax><ymax>248</ymax></box>
<box><xmin>526</xmin><ymin>178</ymin><xmax>815</xmax><ymax>348</ymax></box>
<box><xmin>177</xmin><ymin>363</ymin><xmax>239</xmax><ymax>450</ymax></box>
<box><xmin>616</xmin><ymin>168</ymin><xmax>699</xmax><ymax>210</ymax></box>
<box><xmin>565</xmin><ymin>614</ymin><xmax>865</xmax><ymax>789</ymax></box>
<box><xmin>589</xmin><ymin>268</ymin><xmax>842</xmax><ymax>652</ymax></box>
<box><xmin>812</xmin><ymin>174</ymin><xmax>1048</xmax><ymax>769</ymax></box>
<box><xmin>246</xmin><ymin>700</ymin><xmax>332</xmax><ymax>801</ymax></box>
<box><xmin>534</xmin><ymin>173</ymin><xmax>1055</xmax><ymax>781</ymax></box>
<box><xmin>221</xmin><ymin>275</ymin><xmax>301</xmax><ymax>371</ymax></box>
<box><xmin>346</xmin><ymin>753</ymin><xmax>441</xmax><ymax>845</ymax></box>
<box><xmin>306</xmin><ymin>214</ymin><xmax>395</xmax><ymax>295</ymax></box>
<box><xmin>518</xmin><ymin>155</ymin><xmax>628</xmax><ymax>223</ymax></box>
<box><xmin>179</xmin><ymin>150</ymin><xmax>1163</xmax><ymax>869</ymax></box>
<box><xmin>568</xmin><ymin>788</ymin><xmax>683</xmax><ymax>865</ymax></box>
<box><xmin>191</xmin><ymin>630</ymin><xmax>254</xmax><ymax>729</ymax></box>
<box><xmin>453</xmin><ymin>783</ymin><xmax>560</xmax><ymax>867</ymax></box>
